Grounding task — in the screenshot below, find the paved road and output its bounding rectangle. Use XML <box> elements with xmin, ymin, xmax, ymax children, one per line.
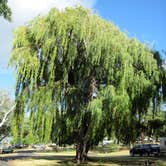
<box><xmin>0</xmin><ymin>150</ymin><xmax>35</xmax><ymax>166</ymax></box>
<box><xmin>0</xmin><ymin>160</ymin><xmax>8</xmax><ymax>166</ymax></box>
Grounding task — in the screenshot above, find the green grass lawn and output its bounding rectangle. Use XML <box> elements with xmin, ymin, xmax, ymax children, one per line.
<box><xmin>0</xmin><ymin>150</ymin><xmax>165</xmax><ymax>166</ymax></box>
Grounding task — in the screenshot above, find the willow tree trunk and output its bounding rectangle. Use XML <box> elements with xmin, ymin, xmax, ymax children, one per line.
<box><xmin>75</xmin><ymin>119</ymin><xmax>91</xmax><ymax>164</ymax></box>
<box><xmin>75</xmin><ymin>78</ymin><xmax>96</xmax><ymax>164</ymax></box>
<box><xmin>76</xmin><ymin>138</ymin><xmax>90</xmax><ymax>164</ymax></box>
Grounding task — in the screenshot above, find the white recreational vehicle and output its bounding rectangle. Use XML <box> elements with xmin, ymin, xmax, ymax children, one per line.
<box><xmin>160</xmin><ymin>137</ymin><xmax>166</xmax><ymax>154</ymax></box>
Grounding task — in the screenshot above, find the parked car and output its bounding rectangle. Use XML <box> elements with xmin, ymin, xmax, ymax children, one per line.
<box><xmin>32</xmin><ymin>144</ymin><xmax>45</xmax><ymax>150</ymax></box>
<box><xmin>130</xmin><ymin>144</ymin><xmax>160</xmax><ymax>156</ymax></box>
<box><xmin>14</xmin><ymin>144</ymin><xmax>29</xmax><ymax>149</ymax></box>
<box><xmin>102</xmin><ymin>140</ymin><xmax>113</xmax><ymax>146</ymax></box>
<box><xmin>0</xmin><ymin>146</ymin><xmax>14</xmax><ymax>154</ymax></box>
<box><xmin>14</xmin><ymin>144</ymin><xmax>24</xmax><ymax>149</ymax></box>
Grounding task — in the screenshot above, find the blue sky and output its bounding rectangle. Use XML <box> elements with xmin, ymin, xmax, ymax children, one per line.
<box><xmin>0</xmin><ymin>0</ymin><xmax>166</xmax><ymax>93</ymax></box>
<box><xmin>94</xmin><ymin>0</ymin><xmax>166</xmax><ymax>52</ymax></box>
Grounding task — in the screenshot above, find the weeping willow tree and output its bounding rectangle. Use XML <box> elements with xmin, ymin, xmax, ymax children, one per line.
<box><xmin>9</xmin><ymin>7</ymin><xmax>162</xmax><ymax>164</ymax></box>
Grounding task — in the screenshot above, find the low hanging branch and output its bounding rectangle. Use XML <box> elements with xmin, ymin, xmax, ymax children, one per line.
<box><xmin>0</xmin><ymin>91</ymin><xmax>16</xmax><ymax>128</ymax></box>
<box><xmin>0</xmin><ymin>104</ymin><xmax>16</xmax><ymax>128</ymax></box>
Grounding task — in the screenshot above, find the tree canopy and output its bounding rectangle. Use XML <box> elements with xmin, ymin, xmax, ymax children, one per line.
<box><xmin>9</xmin><ymin>7</ymin><xmax>163</xmax><ymax>163</ymax></box>
<box><xmin>0</xmin><ymin>0</ymin><xmax>12</xmax><ymax>21</ymax></box>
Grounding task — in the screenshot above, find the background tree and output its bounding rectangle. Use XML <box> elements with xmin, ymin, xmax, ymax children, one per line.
<box><xmin>9</xmin><ymin>7</ymin><xmax>162</xmax><ymax>164</ymax></box>
<box><xmin>0</xmin><ymin>0</ymin><xmax>12</xmax><ymax>21</ymax></box>
<box><xmin>0</xmin><ymin>90</ymin><xmax>15</xmax><ymax>141</ymax></box>
<box><xmin>0</xmin><ymin>0</ymin><xmax>12</xmax><ymax>140</ymax></box>
<box><xmin>146</xmin><ymin>108</ymin><xmax>166</xmax><ymax>140</ymax></box>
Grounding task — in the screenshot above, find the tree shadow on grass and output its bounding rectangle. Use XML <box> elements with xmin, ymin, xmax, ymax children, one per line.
<box><xmin>0</xmin><ymin>153</ymin><xmax>166</xmax><ymax>166</ymax></box>
<box><xmin>33</xmin><ymin>155</ymin><xmax>166</xmax><ymax>166</ymax></box>
<box><xmin>0</xmin><ymin>154</ymin><xmax>76</xmax><ymax>165</ymax></box>
<box><xmin>87</xmin><ymin>155</ymin><xmax>166</xmax><ymax>166</ymax></box>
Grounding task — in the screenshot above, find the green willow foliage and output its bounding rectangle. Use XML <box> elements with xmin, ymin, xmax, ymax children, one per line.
<box><xmin>0</xmin><ymin>0</ymin><xmax>12</xmax><ymax>21</ymax></box>
<box><xmin>10</xmin><ymin>7</ymin><xmax>160</xmax><ymax>149</ymax></box>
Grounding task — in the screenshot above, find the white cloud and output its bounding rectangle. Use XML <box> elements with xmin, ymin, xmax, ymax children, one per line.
<box><xmin>0</xmin><ymin>0</ymin><xmax>97</xmax><ymax>67</ymax></box>
<box><xmin>8</xmin><ymin>0</ymin><xmax>96</xmax><ymax>24</ymax></box>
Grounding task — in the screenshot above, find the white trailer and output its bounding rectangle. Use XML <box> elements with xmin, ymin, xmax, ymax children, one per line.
<box><xmin>160</xmin><ymin>137</ymin><xmax>166</xmax><ymax>154</ymax></box>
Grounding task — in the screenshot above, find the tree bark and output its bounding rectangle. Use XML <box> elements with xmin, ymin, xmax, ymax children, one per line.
<box><xmin>76</xmin><ymin>140</ymin><xmax>90</xmax><ymax>164</ymax></box>
<box><xmin>76</xmin><ymin>142</ymin><xmax>83</xmax><ymax>165</ymax></box>
<box><xmin>75</xmin><ymin>123</ymin><xmax>91</xmax><ymax>164</ymax></box>
<box><xmin>75</xmin><ymin>77</ymin><xmax>95</xmax><ymax>164</ymax></box>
